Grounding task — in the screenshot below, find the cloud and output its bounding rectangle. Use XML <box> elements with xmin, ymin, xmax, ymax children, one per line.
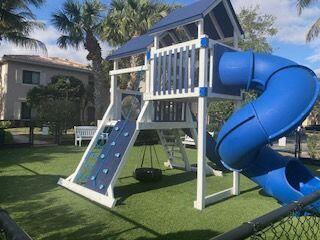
<box><xmin>232</xmin><ymin>0</ymin><xmax>320</xmax><ymax>45</ymax></box>
<box><xmin>0</xmin><ymin>23</ymin><xmax>111</xmax><ymax>64</ymax></box>
<box><xmin>232</xmin><ymin>0</ymin><xmax>320</xmax><ymax>68</ymax></box>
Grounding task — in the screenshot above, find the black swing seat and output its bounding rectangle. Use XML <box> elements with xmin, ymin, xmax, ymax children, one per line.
<box><xmin>134</xmin><ymin>167</ymin><xmax>162</xmax><ymax>182</ymax></box>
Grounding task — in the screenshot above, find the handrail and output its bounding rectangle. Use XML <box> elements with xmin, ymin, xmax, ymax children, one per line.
<box><xmin>151</xmin><ymin>38</ymin><xmax>201</xmax><ymax>55</ymax></box>
<box><xmin>109</xmin><ymin>65</ymin><xmax>147</xmax><ymax>76</ymax></box>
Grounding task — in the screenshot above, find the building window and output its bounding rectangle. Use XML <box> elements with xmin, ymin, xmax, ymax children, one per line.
<box><xmin>21</xmin><ymin>102</ymin><xmax>31</xmax><ymax>120</ymax></box>
<box><xmin>22</xmin><ymin>70</ymin><xmax>40</xmax><ymax>85</ymax></box>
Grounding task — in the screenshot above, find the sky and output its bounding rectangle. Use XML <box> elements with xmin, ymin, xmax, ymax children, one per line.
<box><xmin>1</xmin><ymin>0</ymin><xmax>320</xmax><ymax>74</ymax></box>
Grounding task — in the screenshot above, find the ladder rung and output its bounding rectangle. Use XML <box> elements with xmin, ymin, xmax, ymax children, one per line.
<box><xmin>165</xmin><ymin>142</ymin><xmax>178</xmax><ymax>146</ymax></box>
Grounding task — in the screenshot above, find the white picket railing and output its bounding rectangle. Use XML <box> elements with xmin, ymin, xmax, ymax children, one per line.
<box><xmin>149</xmin><ymin>39</ymin><xmax>202</xmax><ymax>98</ymax></box>
<box><xmin>144</xmin><ymin>38</ymin><xmax>243</xmax><ymax>101</ymax></box>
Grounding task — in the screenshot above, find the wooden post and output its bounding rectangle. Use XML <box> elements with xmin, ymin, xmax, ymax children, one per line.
<box><xmin>194</xmin><ymin>19</ymin><xmax>208</xmax><ymax>210</ymax></box>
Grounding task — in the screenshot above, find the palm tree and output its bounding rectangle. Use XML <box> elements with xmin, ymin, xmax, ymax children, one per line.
<box><xmin>102</xmin><ymin>0</ymin><xmax>178</xmax><ymax>90</ymax></box>
<box><xmin>297</xmin><ymin>0</ymin><xmax>320</xmax><ymax>41</ymax></box>
<box><xmin>52</xmin><ymin>0</ymin><xmax>107</xmax><ymax>119</ymax></box>
<box><xmin>0</xmin><ymin>0</ymin><xmax>47</xmax><ymax>52</ymax></box>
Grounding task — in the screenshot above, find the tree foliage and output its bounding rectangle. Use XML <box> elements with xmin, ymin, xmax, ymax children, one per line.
<box><xmin>102</xmin><ymin>0</ymin><xmax>178</xmax><ymax>46</ymax></box>
<box><xmin>102</xmin><ymin>0</ymin><xmax>178</xmax><ymax>90</ymax></box>
<box><xmin>52</xmin><ymin>0</ymin><xmax>108</xmax><ymax>119</ymax></box>
<box><xmin>238</xmin><ymin>5</ymin><xmax>277</xmax><ymax>53</ymax></box>
<box><xmin>297</xmin><ymin>0</ymin><xmax>320</xmax><ymax>41</ymax></box>
<box><xmin>27</xmin><ymin>75</ymin><xmax>87</xmax><ymax>144</ymax></box>
<box><xmin>207</xmin><ymin>100</ymin><xmax>234</xmax><ymax>134</ymax></box>
<box><xmin>0</xmin><ymin>0</ymin><xmax>47</xmax><ymax>52</ymax></box>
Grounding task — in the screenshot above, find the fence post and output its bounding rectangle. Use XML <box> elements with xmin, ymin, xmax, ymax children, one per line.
<box><xmin>29</xmin><ymin>122</ymin><xmax>34</xmax><ymax>146</ymax></box>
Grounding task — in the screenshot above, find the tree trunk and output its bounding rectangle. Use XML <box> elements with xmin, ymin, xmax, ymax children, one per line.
<box><xmin>128</xmin><ymin>55</ymin><xmax>140</xmax><ymax>90</ymax></box>
<box><xmin>84</xmin><ymin>32</ymin><xmax>110</xmax><ymax>121</ymax></box>
<box><xmin>127</xmin><ymin>34</ymin><xmax>141</xmax><ymax>91</ymax></box>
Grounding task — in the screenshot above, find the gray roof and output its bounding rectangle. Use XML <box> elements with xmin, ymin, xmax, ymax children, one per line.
<box><xmin>106</xmin><ymin>34</ymin><xmax>154</xmax><ymax>61</ymax></box>
<box><xmin>1</xmin><ymin>55</ymin><xmax>91</xmax><ymax>73</ymax></box>
<box><xmin>107</xmin><ymin>0</ymin><xmax>243</xmax><ymax>61</ymax></box>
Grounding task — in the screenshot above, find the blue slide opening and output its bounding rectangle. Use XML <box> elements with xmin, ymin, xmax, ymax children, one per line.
<box><xmin>286</xmin><ymin>161</ymin><xmax>313</xmax><ymax>192</ymax></box>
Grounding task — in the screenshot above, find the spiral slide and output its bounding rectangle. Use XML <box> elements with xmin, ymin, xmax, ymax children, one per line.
<box><xmin>214</xmin><ymin>51</ymin><xmax>320</xmax><ymax>206</ymax></box>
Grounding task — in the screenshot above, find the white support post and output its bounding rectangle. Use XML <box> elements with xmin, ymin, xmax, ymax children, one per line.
<box><xmin>194</xmin><ymin>19</ymin><xmax>208</xmax><ymax>210</ymax></box>
<box><xmin>197</xmin><ymin>19</ymin><xmax>204</xmax><ymax>38</ymax></box>
<box><xmin>232</xmin><ymin>100</ymin><xmax>242</xmax><ymax>195</ymax></box>
<box><xmin>111</xmin><ymin>61</ymin><xmax>118</xmax><ymax>120</ymax></box>
<box><xmin>154</xmin><ymin>35</ymin><xmax>160</xmax><ymax>50</ymax></box>
<box><xmin>145</xmin><ymin>54</ymin><xmax>150</xmax><ymax>94</ymax></box>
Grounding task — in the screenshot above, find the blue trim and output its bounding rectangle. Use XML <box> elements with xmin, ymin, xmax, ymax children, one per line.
<box><xmin>199</xmin><ymin>87</ymin><xmax>208</xmax><ymax>97</ymax></box>
<box><xmin>146</xmin><ymin>51</ymin><xmax>151</xmax><ymax>61</ymax></box>
<box><xmin>201</xmin><ymin>37</ymin><xmax>209</xmax><ymax>48</ymax></box>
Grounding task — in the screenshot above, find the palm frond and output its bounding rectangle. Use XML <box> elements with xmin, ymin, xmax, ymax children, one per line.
<box><xmin>307</xmin><ymin>17</ymin><xmax>320</xmax><ymax>41</ymax></box>
<box><xmin>63</xmin><ymin>0</ymin><xmax>82</xmax><ymax>22</ymax></box>
<box><xmin>24</xmin><ymin>0</ymin><xmax>45</xmax><ymax>8</ymax></box>
<box><xmin>0</xmin><ymin>0</ymin><xmax>47</xmax><ymax>52</ymax></box>
<box><xmin>297</xmin><ymin>0</ymin><xmax>317</xmax><ymax>15</ymax></box>
<box><xmin>51</xmin><ymin>11</ymin><xmax>76</xmax><ymax>33</ymax></box>
<box><xmin>57</xmin><ymin>35</ymin><xmax>82</xmax><ymax>49</ymax></box>
<box><xmin>3</xmin><ymin>31</ymin><xmax>47</xmax><ymax>53</ymax></box>
<box><xmin>102</xmin><ymin>0</ymin><xmax>178</xmax><ymax>45</ymax></box>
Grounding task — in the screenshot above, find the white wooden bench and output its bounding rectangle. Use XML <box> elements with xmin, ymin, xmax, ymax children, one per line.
<box><xmin>74</xmin><ymin>126</ymin><xmax>98</xmax><ymax>147</ymax></box>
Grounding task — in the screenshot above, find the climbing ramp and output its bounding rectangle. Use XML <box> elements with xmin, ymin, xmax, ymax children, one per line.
<box><xmin>58</xmin><ymin>120</ymin><xmax>139</xmax><ymax>207</ymax></box>
<box><xmin>84</xmin><ymin>120</ymin><xmax>136</xmax><ymax>193</ymax></box>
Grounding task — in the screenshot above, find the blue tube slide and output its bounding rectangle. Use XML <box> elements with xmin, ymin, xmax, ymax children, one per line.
<box><xmin>216</xmin><ymin>51</ymin><xmax>320</xmax><ymax>207</ymax></box>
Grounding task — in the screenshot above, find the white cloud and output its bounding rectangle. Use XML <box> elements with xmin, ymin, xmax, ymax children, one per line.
<box><xmin>232</xmin><ymin>0</ymin><xmax>320</xmax><ymax>68</ymax></box>
<box><xmin>307</xmin><ymin>51</ymin><xmax>320</xmax><ymax>63</ymax></box>
<box><xmin>0</xmin><ymin>23</ymin><xmax>112</xmax><ymax>64</ymax></box>
<box><xmin>232</xmin><ymin>0</ymin><xmax>320</xmax><ymax>45</ymax></box>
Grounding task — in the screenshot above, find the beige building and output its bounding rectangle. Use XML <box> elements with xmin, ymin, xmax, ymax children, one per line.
<box><xmin>0</xmin><ymin>55</ymin><xmax>95</xmax><ymax>122</ymax></box>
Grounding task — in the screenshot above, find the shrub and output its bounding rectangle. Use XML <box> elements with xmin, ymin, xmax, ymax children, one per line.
<box><xmin>0</xmin><ymin>121</ymin><xmax>11</xmax><ymax>129</ymax></box>
<box><xmin>307</xmin><ymin>133</ymin><xmax>320</xmax><ymax>159</ymax></box>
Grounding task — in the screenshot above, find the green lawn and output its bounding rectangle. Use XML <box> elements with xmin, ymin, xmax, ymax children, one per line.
<box><xmin>0</xmin><ymin>145</ymin><xmax>290</xmax><ymax>240</ymax></box>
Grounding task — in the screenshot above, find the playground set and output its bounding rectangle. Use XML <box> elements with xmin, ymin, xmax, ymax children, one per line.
<box><xmin>58</xmin><ymin>0</ymin><xmax>320</xmax><ymax>211</ymax></box>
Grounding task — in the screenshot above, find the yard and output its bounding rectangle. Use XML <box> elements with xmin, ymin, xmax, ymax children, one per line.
<box><xmin>0</xmin><ymin>145</ymin><xmax>304</xmax><ymax>240</ymax></box>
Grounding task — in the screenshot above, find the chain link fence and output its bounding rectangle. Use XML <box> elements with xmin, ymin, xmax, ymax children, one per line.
<box><xmin>213</xmin><ymin>191</ymin><xmax>320</xmax><ymax>240</ymax></box>
<box><xmin>0</xmin><ymin>209</ymin><xmax>32</xmax><ymax>240</ymax></box>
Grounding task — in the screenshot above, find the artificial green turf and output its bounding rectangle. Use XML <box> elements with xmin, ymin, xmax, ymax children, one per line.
<box><xmin>0</xmin><ymin>145</ymin><xmax>286</xmax><ymax>239</ymax></box>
